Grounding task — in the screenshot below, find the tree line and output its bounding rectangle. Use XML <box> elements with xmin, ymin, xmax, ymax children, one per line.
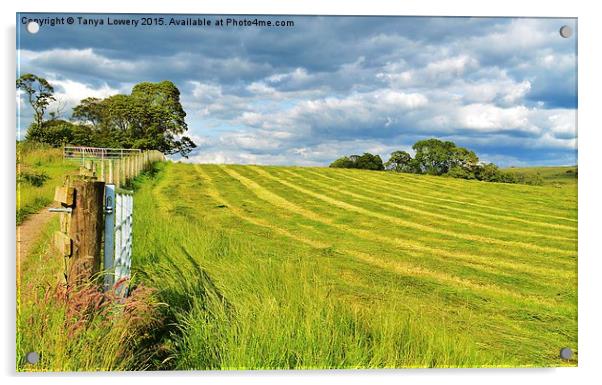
<box><xmin>16</xmin><ymin>73</ymin><xmax>197</xmax><ymax>157</ymax></box>
<box><xmin>330</xmin><ymin>138</ymin><xmax>523</xmax><ymax>184</ymax></box>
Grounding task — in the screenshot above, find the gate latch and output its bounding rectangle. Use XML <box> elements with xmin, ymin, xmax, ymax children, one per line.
<box><xmin>105</xmin><ymin>195</ymin><xmax>113</xmax><ymax>214</ymax></box>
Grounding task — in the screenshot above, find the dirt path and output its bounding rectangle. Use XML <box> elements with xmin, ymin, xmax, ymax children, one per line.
<box><xmin>16</xmin><ymin>207</ymin><xmax>55</xmax><ymax>265</ymax></box>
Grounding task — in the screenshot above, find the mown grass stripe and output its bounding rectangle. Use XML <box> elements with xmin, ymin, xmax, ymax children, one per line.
<box><xmin>198</xmin><ymin>166</ymin><xmax>570</xmax><ymax>309</ymax></box>
<box><xmin>382</xmin><ymin>170</ymin><xmax>575</xmax><ymax>213</ymax></box>
<box><xmin>194</xmin><ymin>165</ymin><xmax>329</xmax><ymax>249</ymax></box>
<box><xmin>329</xmin><ymin>168</ymin><xmax>577</xmax><ymax>226</ymax></box>
<box><xmin>207</xmin><ymin>165</ymin><xmax>575</xmax><ymax>283</ymax></box>
<box><xmin>281</xmin><ymin>168</ymin><xmax>575</xmax><ymax>245</ymax></box>
<box><xmin>248</xmin><ymin>166</ymin><xmax>574</xmax><ymax>256</ymax></box>
<box><xmin>300</xmin><ymin>167</ymin><xmax>576</xmax><ymax>234</ymax></box>
<box><xmin>217</xmin><ymin>165</ymin><xmax>574</xmax><ymax>280</ymax></box>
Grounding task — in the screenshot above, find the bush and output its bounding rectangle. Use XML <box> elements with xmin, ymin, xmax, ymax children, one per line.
<box><xmin>26</xmin><ymin>120</ymin><xmax>76</xmax><ymax>147</ymax></box>
<box><xmin>446</xmin><ymin>166</ymin><xmax>475</xmax><ymax>180</ymax></box>
<box><xmin>329</xmin><ymin>153</ymin><xmax>384</xmax><ymax>170</ymax></box>
<box><xmin>18</xmin><ymin>170</ymin><xmax>50</xmax><ymax>187</ymax></box>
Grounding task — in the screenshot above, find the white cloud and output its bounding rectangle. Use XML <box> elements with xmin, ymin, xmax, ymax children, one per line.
<box><xmin>456</xmin><ymin>104</ymin><xmax>533</xmax><ymax>132</ymax></box>
<box><xmin>48</xmin><ymin>78</ymin><xmax>120</xmax><ymax>112</ymax></box>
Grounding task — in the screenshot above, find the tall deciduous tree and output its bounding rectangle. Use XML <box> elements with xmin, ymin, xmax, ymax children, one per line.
<box><xmin>385</xmin><ymin>150</ymin><xmax>414</xmax><ymax>172</ymax></box>
<box><xmin>16</xmin><ymin>73</ymin><xmax>56</xmax><ymax>131</ymax></box>
<box><xmin>71</xmin><ymin>81</ymin><xmax>197</xmax><ymax>157</ymax></box>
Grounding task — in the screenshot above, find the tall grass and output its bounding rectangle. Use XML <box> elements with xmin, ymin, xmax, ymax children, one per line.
<box><xmin>130</xmin><ymin>162</ymin><xmax>573</xmax><ymax>369</ymax></box>
<box><xmin>17</xmin><ymin>212</ymin><xmax>165</xmax><ymax>372</ymax></box>
<box><xmin>16</xmin><ymin>142</ymin><xmax>79</xmax><ymax>224</ymax></box>
<box><xmin>17</xmin><ymin>160</ymin><xmax>577</xmax><ymax>371</ymax></box>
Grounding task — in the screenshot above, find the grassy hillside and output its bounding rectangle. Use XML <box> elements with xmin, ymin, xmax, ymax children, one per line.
<box><xmin>130</xmin><ymin>162</ymin><xmax>577</xmax><ymax>369</ymax></box>
<box><xmin>16</xmin><ymin>142</ymin><xmax>79</xmax><ymax>224</ymax></box>
<box><xmin>504</xmin><ymin>166</ymin><xmax>578</xmax><ymax>186</ymax></box>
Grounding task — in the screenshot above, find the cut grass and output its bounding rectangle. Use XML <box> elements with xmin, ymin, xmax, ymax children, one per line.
<box><xmin>130</xmin><ymin>162</ymin><xmax>577</xmax><ymax>369</ymax></box>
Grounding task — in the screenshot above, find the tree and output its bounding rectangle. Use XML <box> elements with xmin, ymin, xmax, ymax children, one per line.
<box><xmin>329</xmin><ymin>153</ymin><xmax>384</xmax><ymax>170</ymax></box>
<box><xmin>71</xmin><ymin>81</ymin><xmax>197</xmax><ymax>157</ymax></box>
<box><xmin>17</xmin><ymin>73</ymin><xmax>56</xmax><ymax>132</ymax></box>
<box><xmin>25</xmin><ymin>120</ymin><xmax>76</xmax><ymax>147</ymax></box>
<box><xmin>330</xmin><ymin>156</ymin><xmax>354</xmax><ymax>168</ymax></box>
<box><xmin>412</xmin><ymin>138</ymin><xmax>457</xmax><ymax>175</ymax></box>
<box><xmin>72</xmin><ymin>97</ymin><xmax>104</xmax><ymax>130</ymax></box>
<box><xmin>385</xmin><ymin>150</ymin><xmax>413</xmax><ymax>172</ymax></box>
<box><xmin>356</xmin><ymin>153</ymin><xmax>384</xmax><ymax>170</ymax></box>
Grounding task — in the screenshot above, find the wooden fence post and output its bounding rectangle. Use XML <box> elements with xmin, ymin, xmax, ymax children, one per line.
<box><xmin>121</xmin><ymin>159</ymin><xmax>125</xmax><ymax>187</ymax></box>
<box><xmin>64</xmin><ymin>175</ymin><xmax>105</xmax><ymax>284</ymax></box>
<box><xmin>100</xmin><ymin>160</ymin><xmax>105</xmax><ymax>182</ymax></box>
<box><xmin>115</xmin><ymin>159</ymin><xmax>121</xmax><ymax>188</ymax></box>
<box><xmin>108</xmin><ymin>159</ymin><xmax>114</xmax><ymax>184</ymax></box>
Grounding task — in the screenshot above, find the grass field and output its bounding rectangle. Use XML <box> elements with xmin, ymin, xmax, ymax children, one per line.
<box><xmin>127</xmin><ymin>162</ymin><xmax>577</xmax><ymax>369</ymax></box>
<box><xmin>504</xmin><ymin>165</ymin><xmax>578</xmax><ymax>186</ymax></box>
<box><xmin>16</xmin><ymin>142</ymin><xmax>79</xmax><ymax>224</ymax></box>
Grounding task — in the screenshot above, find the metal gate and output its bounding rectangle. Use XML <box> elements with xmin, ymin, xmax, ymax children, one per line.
<box><xmin>103</xmin><ymin>184</ymin><xmax>134</xmax><ymax>293</ymax></box>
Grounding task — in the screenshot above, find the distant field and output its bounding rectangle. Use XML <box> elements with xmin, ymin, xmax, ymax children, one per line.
<box><xmin>504</xmin><ymin>165</ymin><xmax>578</xmax><ymax>186</ymax></box>
<box><xmin>16</xmin><ymin>143</ymin><xmax>79</xmax><ymax>224</ymax></box>
<box><xmin>132</xmin><ymin>162</ymin><xmax>578</xmax><ymax>369</ymax></box>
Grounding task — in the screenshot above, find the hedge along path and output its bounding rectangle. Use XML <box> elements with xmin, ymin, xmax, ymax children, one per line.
<box><xmin>279</xmin><ymin>168</ymin><xmax>575</xmax><ymax>245</ymax></box>
<box><xmin>217</xmin><ymin>165</ymin><xmax>573</xmax><ymax>288</ymax></box>
<box><xmin>323</xmin><ymin>168</ymin><xmax>577</xmax><ymax>227</ymax></box>
<box><xmin>299</xmin><ymin>167</ymin><xmax>577</xmax><ymax>236</ymax></box>
<box><xmin>202</xmin><ymin>166</ymin><xmax>571</xmax><ymax>309</ymax></box>
<box><xmin>247</xmin><ymin>166</ymin><xmax>573</xmax><ymax>257</ymax></box>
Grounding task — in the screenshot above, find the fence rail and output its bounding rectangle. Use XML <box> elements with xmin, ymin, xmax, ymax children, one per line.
<box><xmin>64</xmin><ymin>146</ymin><xmax>142</xmax><ymax>162</ymax></box>
<box><xmin>74</xmin><ymin>148</ymin><xmax>164</xmax><ymax>188</ymax></box>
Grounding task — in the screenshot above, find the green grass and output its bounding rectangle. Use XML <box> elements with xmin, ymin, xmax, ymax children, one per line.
<box><xmin>16</xmin><ymin>215</ymin><xmax>165</xmax><ymax>372</ymax></box>
<box><xmin>128</xmin><ymin>162</ymin><xmax>577</xmax><ymax>369</ymax></box>
<box><xmin>504</xmin><ymin>165</ymin><xmax>578</xmax><ymax>186</ymax></box>
<box><xmin>16</xmin><ymin>142</ymin><xmax>79</xmax><ymax>224</ymax></box>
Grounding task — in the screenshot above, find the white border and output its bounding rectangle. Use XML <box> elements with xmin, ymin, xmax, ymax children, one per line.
<box><xmin>3</xmin><ymin>1</ymin><xmax>600</xmax><ymax>384</ymax></box>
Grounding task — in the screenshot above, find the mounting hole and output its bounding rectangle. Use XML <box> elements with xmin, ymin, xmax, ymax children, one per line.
<box><xmin>25</xmin><ymin>351</ymin><xmax>40</xmax><ymax>364</ymax></box>
<box><xmin>559</xmin><ymin>347</ymin><xmax>573</xmax><ymax>360</ymax></box>
<box><xmin>26</xmin><ymin>21</ymin><xmax>40</xmax><ymax>34</ymax></box>
<box><xmin>559</xmin><ymin>25</ymin><xmax>572</xmax><ymax>38</ymax></box>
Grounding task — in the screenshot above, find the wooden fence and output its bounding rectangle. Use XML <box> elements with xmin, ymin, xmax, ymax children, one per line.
<box><xmin>50</xmin><ymin>149</ymin><xmax>164</xmax><ymax>288</ymax></box>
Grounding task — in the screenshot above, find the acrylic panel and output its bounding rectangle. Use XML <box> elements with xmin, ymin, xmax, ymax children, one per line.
<box><xmin>16</xmin><ymin>13</ymin><xmax>577</xmax><ymax>371</ymax></box>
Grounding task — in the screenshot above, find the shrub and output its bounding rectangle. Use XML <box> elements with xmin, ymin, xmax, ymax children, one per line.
<box><xmin>18</xmin><ymin>170</ymin><xmax>50</xmax><ymax>187</ymax></box>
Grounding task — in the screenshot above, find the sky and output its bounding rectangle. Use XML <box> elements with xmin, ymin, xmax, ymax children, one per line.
<box><xmin>17</xmin><ymin>14</ymin><xmax>577</xmax><ymax>167</ymax></box>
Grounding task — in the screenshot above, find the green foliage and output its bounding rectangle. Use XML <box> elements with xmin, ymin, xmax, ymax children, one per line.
<box><xmin>413</xmin><ymin>138</ymin><xmax>459</xmax><ymax>175</ymax></box>
<box><xmin>25</xmin><ymin>120</ymin><xmax>80</xmax><ymax>147</ymax></box>
<box><xmin>504</xmin><ymin>166</ymin><xmax>577</xmax><ymax>186</ymax></box>
<box><xmin>16</xmin><ymin>73</ymin><xmax>56</xmax><ymax>129</ymax></box>
<box><xmin>22</xmin><ymin>75</ymin><xmax>197</xmax><ymax>157</ymax></box>
<box><xmin>385</xmin><ymin>150</ymin><xmax>416</xmax><ymax>172</ymax></box>
<box><xmin>18</xmin><ymin>170</ymin><xmax>49</xmax><ymax>187</ymax></box>
<box><xmin>329</xmin><ymin>152</ymin><xmax>384</xmax><ymax>170</ymax></box>
<box><xmin>329</xmin><ymin>156</ymin><xmax>354</xmax><ymax>168</ymax></box>
<box><xmin>380</xmin><ymin>139</ymin><xmax>526</xmax><ymax>184</ymax></box>
<box><xmin>71</xmin><ymin>81</ymin><xmax>197</xmax><ymax>157</ymax></box>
